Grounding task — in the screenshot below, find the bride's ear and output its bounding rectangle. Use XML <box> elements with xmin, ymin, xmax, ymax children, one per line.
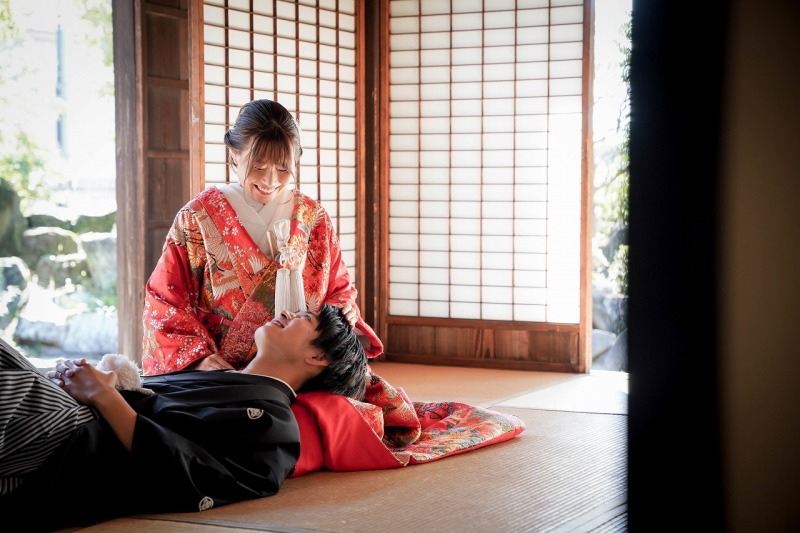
<box><xmin>305</xmin><ymin>352</ymin><xmax>330</xmax><ymax>368</ymax></box>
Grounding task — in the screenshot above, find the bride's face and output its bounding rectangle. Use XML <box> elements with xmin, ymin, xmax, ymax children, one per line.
<box><xmin>232</xmin><ymin>146</ymin><xmax>295</xmax><ymax>204</ymax></box>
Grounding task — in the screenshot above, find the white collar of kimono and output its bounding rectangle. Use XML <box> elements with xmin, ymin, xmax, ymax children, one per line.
<box><xmin>219</xmin><ymin>184</ymin><xmax>293</xmax><ymax>228</ymax></box>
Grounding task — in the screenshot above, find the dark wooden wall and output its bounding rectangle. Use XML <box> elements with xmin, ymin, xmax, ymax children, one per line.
<box><xmin>114</xmin><ymin>0</ymin><xmax>194</xmax><ymax>363</ymax></box>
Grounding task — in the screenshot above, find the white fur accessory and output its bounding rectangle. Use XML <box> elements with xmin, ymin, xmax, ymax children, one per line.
<box><xmin>96</xmin><ymin>353</ymin><xmax>154</xmax><ymax>395</ymax></box>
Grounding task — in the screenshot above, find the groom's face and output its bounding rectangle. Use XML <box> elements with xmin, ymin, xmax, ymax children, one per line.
<box><xmin>254</xmin><ymin>310</ymin><xmax>321</xmax><ymax>364</ymax></box>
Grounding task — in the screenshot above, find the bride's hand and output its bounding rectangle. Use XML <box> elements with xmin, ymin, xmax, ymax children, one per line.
<box><xmin>341</xmin><ymin>302</ymin><xmax>357</xmax><ymax>327</ymax></box>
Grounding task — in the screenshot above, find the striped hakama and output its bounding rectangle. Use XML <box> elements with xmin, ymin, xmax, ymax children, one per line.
<box><xmin>0</xmin><ymin>337</ymin><xmax>96</xmax><ymax>495</ymax></box>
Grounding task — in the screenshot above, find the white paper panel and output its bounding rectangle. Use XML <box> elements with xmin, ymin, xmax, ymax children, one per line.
<box><xmin>391</xmin><ymin>266</ymin><xmax>419</xmax><ymax>283</ymax></box>
<box><xmin>514</xmin><ymin>304</ymin><xmax>546</xmax><ymax>322</ymax></box>
<box><xmin>485</xmin><ymin>0</ymin><xmax>517</xmax><ymax>12</ymax></box>
<box><xmin>452</xmin><ymin>13</ymin><xmax>482</xmax><ymax>30</ymax></box>
<box><xmin>389</xmin><ymin>282</ymin><xmax>417</xmax><ymax>300</ymax></box>
<box><xmin>451</xmin><ymin>269</ymin><xmax>481</xmax><ymax>286</ymax></box>
<box><xmin>421</xmin><ymin>32</ymin><xmax>450</xmax><ymax>49</ymax></box>
<box><xmin>451</xmin><ymin>302</ymin><xmax>480</xmax><ymax>319</ymax></box>
<box><xmin>419</xmin><ymin>283</ymin><xmax>449</xmax><ymax>300</ymax></box>
<box><xmin>390</xmin><ymin>233</ymin><xmax>418</xmax><ymax>250</ymax></box>
<box><xmin>391</xmin><ymin>1</ymin><xmax>418</xmax><ymax>17</ymax></box>
<box><xmin>389</xmin><ymin>298</ymin><xmax>418</xmax><ymax>316</ymax></box>
<box><xmin>204</xmin><ymin>4</ymin><xmax>224</xmax><ymax>24</ymax></box>
<box><xmin>420</xmin><ymin>233</ymin><xmax>449</xmax><ymax>249</ymax></box>
<box><xmin>517</xmin><ymin>8</ymin><xmax>549</xmax><ymax>27</ymax></box>
<box><xmin>482</xmin><ymin>303</ymin><xmax>511</xmax><ymax>320</ymax></box>
<box><xmin>485</xmin><ymin>10</ymin><xmax>516</xmax><ymax>29</ymax></box>
<box><xmin>515</xmin><ymin>271</ymin><xmax>546</xmax><ymax>288</ymax></box>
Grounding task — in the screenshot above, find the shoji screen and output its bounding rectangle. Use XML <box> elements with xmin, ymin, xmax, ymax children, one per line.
<box><xmin>202</xmin><ymin>0</ymin><xmax>361</xmax><ymax>277</ymax></box>
<box><xmin>384</xmin><ymin>0</ymin><xmax>589</xmax><ymax>370</ymax></box>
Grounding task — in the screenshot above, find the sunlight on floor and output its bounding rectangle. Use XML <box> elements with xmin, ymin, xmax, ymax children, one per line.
<box><xmin>497</xmin><ymin>370</ymin><xmax>628</xmax><ymax>415</ymax></box>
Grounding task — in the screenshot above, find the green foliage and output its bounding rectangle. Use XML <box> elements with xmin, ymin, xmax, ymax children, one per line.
<box><xmin>76</xmin><ymin>0</ymin><xmax>114</xmax><ymax>97</ymax></box>
<box><xmin>608</xmin><ymin>244</ymin><xmax>628</xmax><ymax>295</ymax></box>
<box><xmin>0</xmin><ymin>0</ymin><xmax>17</xmax><ymax>43</ymax></box>
<box><xmin>605</xmin><ymin>19</ymin><xmax>631</xmax><ymax>232</ymax></box>
<box><xmin>77</xmin><ymin>0</ymin><xmax>113</xmax><ymax>67</ymax></box>
<box><xmin>0</xmin><ymin>1</ymin><xmax>57</xmax><ymax>214</ymax></box>
<box><xmin>0</xmin><ymin>0</ymin><xmax>17</xmax><ymax>89</ymax></box>
<box><xmin>615</xmin><ymin>20</ymin><xmax>631</xmax><ymax>228</ymax></box>
<box><xmin>0</xmin><ymin>131</ymin><xmax>52</xmax><ymax>213</ymax></box>
<box><xmin>88</xmin><ymin>287</ymin><xmax>117</xmax><ymax>311</ymax></box>
<box><xmin>593</xmin><ymin>15</ymin><xmax>631</xmax><ymax>297</ymax></box>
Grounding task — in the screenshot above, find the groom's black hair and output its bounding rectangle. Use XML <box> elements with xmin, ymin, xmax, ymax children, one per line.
<box><xmin>297</xmin><ymin>304</ymin><xmax>368</xmax><ymax>400</ymax></box>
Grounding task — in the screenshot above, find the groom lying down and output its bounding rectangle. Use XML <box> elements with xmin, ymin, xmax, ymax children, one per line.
<box><xmin>0</xmin><ymin>304</ymin><xmax>366</xmax><ymax>531</ymax></box>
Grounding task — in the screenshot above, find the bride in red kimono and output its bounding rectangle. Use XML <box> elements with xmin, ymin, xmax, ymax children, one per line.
<box><xmin>142</xmin><ymin>99</ymin><xmax>524</xmax><ymax>476</ymax></box>
<box><xmin>142</xmin><ymin>99</ymin><xmax>382</xmax><ymax>375</ymax></box>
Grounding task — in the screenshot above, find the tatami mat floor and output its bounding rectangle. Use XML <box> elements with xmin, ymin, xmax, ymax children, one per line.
<box><xmin>369</xmin><ymin>361</ymin><xmax>628</xmax><ymax>415</ymax></box>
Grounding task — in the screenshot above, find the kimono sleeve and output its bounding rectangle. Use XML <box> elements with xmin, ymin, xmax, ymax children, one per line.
<box><xmin>142</xmin><ymin>206</ymin><xmax>219</xmax><ymax>375</ymax></box>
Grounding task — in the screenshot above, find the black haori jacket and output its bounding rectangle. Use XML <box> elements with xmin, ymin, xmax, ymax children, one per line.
<box><xmin>5</xmin><ymin>370</ymin><xmax>300</xmax><ymax>531</ymax></box>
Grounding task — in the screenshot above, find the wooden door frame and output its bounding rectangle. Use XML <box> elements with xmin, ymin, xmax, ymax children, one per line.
<box><xmin>113</xmin><ymin>0</ymin><xmax>145</xmax><ymax>364</ymax></box>
<box><xmin>114</xmin><ymin>0</ymin><xmax>196</xmax><ymax>364</ymax></box>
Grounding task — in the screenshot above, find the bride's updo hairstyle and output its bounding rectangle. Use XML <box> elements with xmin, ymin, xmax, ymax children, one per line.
<box><xmin>224</xmin><ymin>99</ymin><xmax>303</xmax><ymax>177</ymax></box>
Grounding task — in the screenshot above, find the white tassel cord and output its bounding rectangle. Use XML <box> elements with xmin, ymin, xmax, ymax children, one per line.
<box><xmin>274</xmin><ymin>268</ymin><xmax>291</xmax><ymax>316</ymax></box>
<box><xmin>289</xmin><ymin>267</ymin><xmax>307</xmax><ymax>313</ymax></box>
<box><xmin>274</xmin><ymin>267</ymin><xmax>307</xmax><ymax>316</ymax></box>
